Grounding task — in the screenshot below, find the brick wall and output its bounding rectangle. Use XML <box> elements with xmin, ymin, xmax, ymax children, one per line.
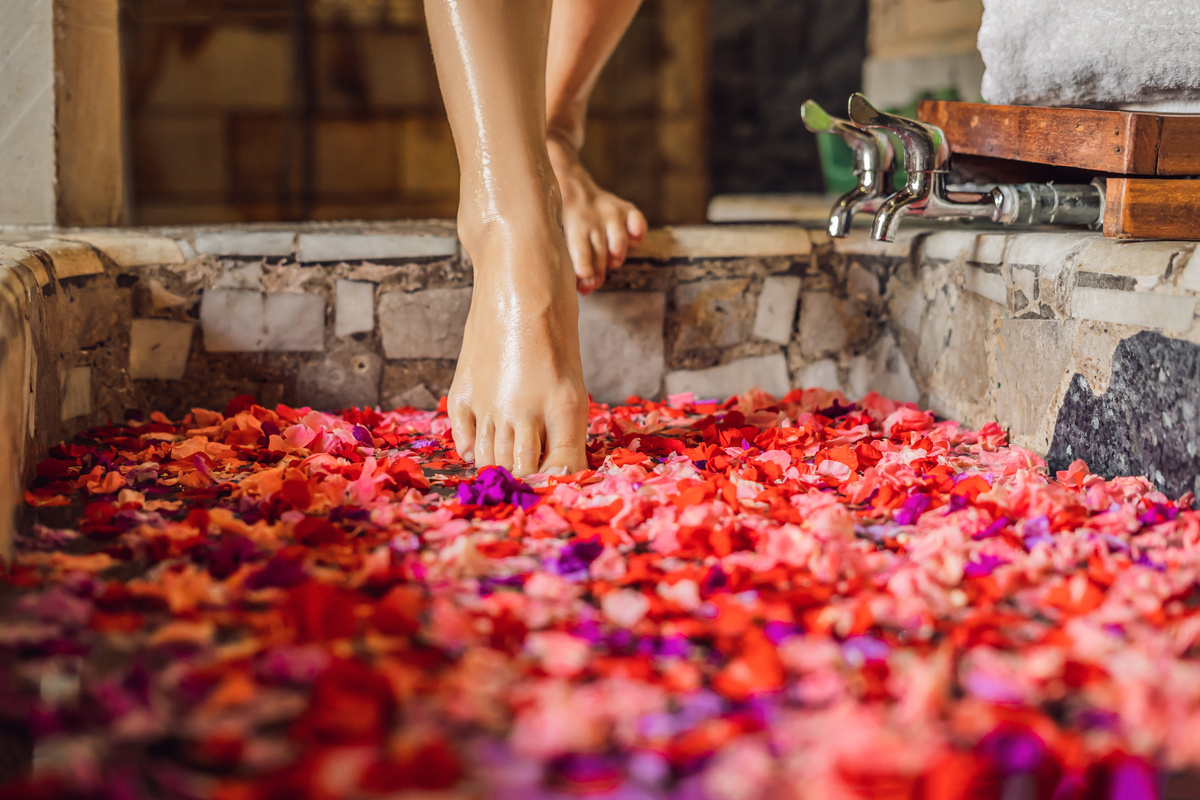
<box><xmin>121</xmin><ymin>0</ymin><xmax>708</xmax><ymax>226</ymax></box>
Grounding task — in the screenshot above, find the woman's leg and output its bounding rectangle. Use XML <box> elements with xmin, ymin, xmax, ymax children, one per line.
<box><xmin>545</xmin><ymin>0</ymin><xmax>648</xmax><ymax>294</ymax></box>
<box><xmin>424</xmin><ymin>0</ymin><xmax>588</xmax><ymax>477</ymax></box>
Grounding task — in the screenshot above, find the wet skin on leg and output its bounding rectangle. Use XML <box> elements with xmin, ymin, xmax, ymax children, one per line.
<box><xmin>546</xmin><ymin>0</ymin><xmax>648</xmax><ymax>294</ymax></box>
<box><xmin>424</xmin><ymin>0</ymin><xmax>589</xmax><ymax>477</ymax></box>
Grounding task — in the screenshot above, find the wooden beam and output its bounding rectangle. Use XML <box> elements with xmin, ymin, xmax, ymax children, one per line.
<box><xmin>1104</xmin><ymin>178</ymin><xmax>1200</xmax><ymax>240</ymax></box>
<box><xmin>919</xmin><ymin>100</ymin><xmax>1200</xmax><ymax>177</ymax></box>
<box><xmin>54</xmin><ymin>0</ymin><xmax>127</xmax><ymax>226</ymax></box>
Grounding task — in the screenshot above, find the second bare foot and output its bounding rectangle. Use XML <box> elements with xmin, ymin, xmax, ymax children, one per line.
<box><xmin>547</xmin><ymin>132</ymin><xmax>648</xmax><ymax>295</ymax></box>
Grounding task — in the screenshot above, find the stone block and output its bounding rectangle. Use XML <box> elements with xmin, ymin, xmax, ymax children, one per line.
<box><xmin>335</xmin><ymin>279</ymin><xmax>377</xmax><ymax>338</ymax></box>
<box><xmin>128</xmin><ymin>319</ymin><xmax>194</xmax><ymax>381</ymax></box>
<box><xmin>297</xmin><ymin>232</ymin><xmax>458</xmax><ymax>263</ymax></box>
<box><xmin>194</xmin><ymin>230</ymin><xmax>295</xmax><ymax>258</ymax></box>
<box><xmin>797</xmin><ymin>358</ymin><xmax>841</xmax><ymax>392</ymax></box>
<box><xmin>1179</xmin><ymin>251</ymin><xmax>1200</xmax><ymax>293</ymax></box>
<box><xmin>60</xmin><ymin>366</ymin><xmax>92</xmax><ymax>420</ymax></box>
<box><xmin>379</xmin><ymin>287</ymin><xmax>472</xmax><ymax>359</ymax></box>
<box><xmin>295</xmin><ymin>343</ymin><xmax>382</xmax><ymax>410</ymax></box>
<box><xmin>846</xmin><ymin>263</ymin><xmax>882</xmax><ymax>306</ymax></box>
<box><xmin>1003</xmin><ymin>231</ymin><xmax>1096</xmax><ymax>270</ymax></box>
<box><xmin>1072</xmin><ymin>288</ymin><xmax>1195</xmax><ymax>334</ymax></box>
<box><xmin>674</xmin><ymin>279</ymin><xmax>752</xmax><ymax>351</ymax></box>
<box><xmin>394</xmin><ymin>384</ymin><xmax>440</xmax><ymax>411</ymax></box>
<box><xmin>847</xmin><ymin>333</ymin><xmax>919</xmax><ymax>403</ymax></box>
<box><xmin>200</xmin><ymin>290</ymin><xmax>326</xmax><ymax>352</ymax></box>
<box><xmin>665</xmin><ymin>354</ymin><xmax>790</xmax><ymax>400</ymax></box>
<box><xmin>200</xmin><ymin>290</ymin><xmax>264</xmax><ymax>352</ymax></box>
<box><xmin>215</xmin><ymin>261</ymin><xmax>262</xmax><ymax>291</ymax></box>
<box><xmin>972</xmin><ymin>234</ymin><xmax>1009</xmax><ymax>265</ymax></box>
<box><xmin>752</xmin><ymin>275</ymin><xmax>801</xmax><ymax>344</ymax></box>
<box><xmin>578</xmin><ymin>291</ymin><xmax>666</xmax><ymax>403</ymax></box>
<box><xmin>922</xmin><ymin>230</ymin><xmax>981</xmax><ymax>262</ymax></box>
<box><xmin>994</xmin><ymin>318</ymin><xmax>1071</xmax><ymax>451</ymax></box>
<box><xmin>18</xmin><ymin>239</ymin><xmax>104</xmax><ymax>279</ymax></box>
<box><xmin>1074</xmin><ymin>238</ymin><xmax>1194</xmax><ymax>292</ymax></box>
<box><xmin>381</xmin><ymin>362</ymin><xmax>456</xmax><ymax>407</ymax></box>
<box><xmin>964</xmin><ymin>265</ymin><xmax>1005</xmax><ymax>305</ymax></box>
<box><xmin>60</xmin><ymin>231</ymin><xmax>185</xmax><ymax>267</ymax></box>
<box><xmin>797</xmin><ymin>292</ymin><xmax>849</xmax><ymax>354</ymax></box>
<box><xmin>263</xmin><ymin>293</ymin><xmax>327</xmax><ymax>351</ymax></box>
<box><xmin>631</xmin><ymin>225</ymin><xmax>812</xmax><ymax>260</ymax></box>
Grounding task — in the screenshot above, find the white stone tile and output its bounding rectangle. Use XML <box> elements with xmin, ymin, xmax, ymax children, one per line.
<box><xmin>128</xmin><ymin>319</ymin><xmax>194</xmax><ymax>380</ymax></box>
<box><xmin>59</xmin><ymin>231</ymin><xmax>185</xmax><ymax>267</ymax></box>
<box><xmin>664</xmin><ymin>354</ymin><xmax>790</xmax><ymax>400</ymax></box>
<box><xmin>200</xmin><ymin>290</ymin><xmax>265</xmax><ymax>352</ymax></box>
<box><xmin>846</xmin><ymin>263</ymin><xmax>881</xmax><ymax>305</ymax></box>
<box><xmin>215</xmin><ymin>261</ymin><xmax>262</xmax><ymax>290</ymax></box>
<box><xmin>847</xmin><ymin>333</ymin><xmax>919</xmax><ymax>403</ymax></box>
<box><xmin>1180</xmin><ymin>250</ymin><xmax>1200</xmax><ymax>293</ymax></box>
<box><xmin>631</xmin><ymin>225</ymin><xmax>812</xmax><ymax>260</ymax></box>
<box><xmin>379</xmin><ymin>287</ymin><xmax>472</xmax><ymax>359</ymax></box>
<box><xmin>971</xmin><ymin>234</ymin><xmax>1010</xmax><ymax>265</ymax></box>
<box><xmin>60</xmin><ymin>366</ymin><xmax>91</xmax><ymax>420</ymax></box>
<box><xmin>797</xmin><ymin>358</ymin><xmax>841</xmax><ymax>392</ymax></box>
<box><xmin>335</xmin><ymin>279</ymin><xmax>376</xmax><ymax>337</ymax></box>
<box><xmin>1075</xmin><ymin>238</ymin><xmax>1193</xmax><ymax>291</ymax></box>
<box><xmin>752</xmin><ymin>275</ymin><xmax>801</xmax><ymax>344</ymax></box>
<box><xmin>262</xmin><ymin>293</ymin><xmax>326</xmax><ymax>351</ymax></box>
<box><xmin>921</xmin><ymin>230</ymin><xmax>981</xmax><ymax>262</ymax></box>
<box><xmin>578</xmin><ymin>291</ymin><xmax>666</xmax><ymax>403</ymax></box>
<box><xmin>194</xmin><ymin>230</ymin><xmax>295</xmax><ymax>257</ymax></box>
<box><xmin>297</xmin><ymin>232</ymin><xmax>458</xmax><ymax>263</ymax></box>
<box><xmin>18</xmin><ymin>239</ymin><xmax>104</xmax><ymax>279</ymax></box>
<box><xmin>964</xmin><ymin>265</ymin><xmax>1006</xmax><ymax>305</ymax></box>
<box><xmin>797</xmin><ymin>292</ymin><xmax>848</xmax><ymax>353</ymax></box>
<box><xmin>1072</xmin><ymin>287</ymin><xmax>1196</xmax><ymax>333</ymax></box>
<box><xmin>1002</xmin><ymin>231</ymin><xmax>1097</xmax><ymax>269</ymax></box>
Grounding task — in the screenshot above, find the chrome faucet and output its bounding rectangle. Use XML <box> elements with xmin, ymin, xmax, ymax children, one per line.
<box><xmin>801</xmin><ymin>100</ymin><xmax>895</xmax><ymax>237</ymax></box>
<box><xmin>844</xmin><ymin>93</ymin><xmax>1104</xmax><ymax>242</ymax></box>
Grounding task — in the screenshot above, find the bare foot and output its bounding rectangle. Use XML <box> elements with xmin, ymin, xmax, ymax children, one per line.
<box><xmin>547</xmin><ymin>132</ymin><xmax>648</xmax><ymax>295</ymax></box>
<box><xmin>449</xmin><ymin>213</ymin><xmax>590</xmax><ymax>478</ymax></box>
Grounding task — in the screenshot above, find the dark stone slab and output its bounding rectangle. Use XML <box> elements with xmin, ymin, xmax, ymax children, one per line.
<box><xmin>1047</xmin><ymin>331</ymin><xmax>1200</xmax><ymax>499</ymax></box>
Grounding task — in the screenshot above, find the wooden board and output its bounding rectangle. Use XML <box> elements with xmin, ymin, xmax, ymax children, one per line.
<box><xmin>1104</xmin><ymin>178</ymin><xmax>1200</xmax><ymax>239</ymax></box>
<box><xmin>918</xmin><ymin>100</ymin><xmax>1200</xmax><ymax>177</ymax></box>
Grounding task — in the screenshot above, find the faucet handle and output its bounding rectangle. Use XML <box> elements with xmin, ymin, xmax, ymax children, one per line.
<box><xmin>847</xmin><ymin>93</ymin><xmax>950</xmax><ymax>173</ymax></box>
<box><xmin>802</xmin><ymin>99</ymin><xmax>894</xmax><ymax>175</ymax></box>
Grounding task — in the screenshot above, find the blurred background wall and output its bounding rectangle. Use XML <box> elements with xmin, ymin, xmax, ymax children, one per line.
<box><xmin>119</xmin><ymin>0</ymin><xmax>982</xmax><ymax>226</ymax></box>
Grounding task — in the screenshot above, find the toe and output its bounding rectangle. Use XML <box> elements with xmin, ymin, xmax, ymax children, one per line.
<box><xmin>605</xmin><ymin>216</ymin><xmax>629</xmax><ymax>272</ymax></box>
<box><xmin>626</xmin><ymin>207</ymin><xmax>648</xmax><ymax>242</ymax></box>
<box><xmin>588</xmin><ymin>229</ymin><xmax>608</xmax><ymax>289</ymax></box>
<box><xmin>493</xmin><ymin>425</ymin><xmax>515</xmax><ymax>473</ymax></box>
<box><xmin>449</xmin><ymin>398</ymin><xmax>476</xmax><ymax>463</ymax></box>
<box><xmin>541</xmin><ymin>393</ymin><xmax>589</xmax><ymax>475</ymax></box>
<box><xmin>475</xmin><ymin>417</ymin><xmax>496</xmax><ymax>468</ymax></box>
<box><xmin>513</xmin><ymin>421</ymin><xmax>543</xmax><ymax>478</ymax></box>
<box><xmin>568</xmin><ymin>229</ymin><xmax>597</xmax><ymax>294</ymax></box>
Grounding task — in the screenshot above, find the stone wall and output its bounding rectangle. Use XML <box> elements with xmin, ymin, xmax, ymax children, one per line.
<box><xmin>121</xmin><ymin>0</ymin><xmax>708</xmax><ymax>226</ymax></box>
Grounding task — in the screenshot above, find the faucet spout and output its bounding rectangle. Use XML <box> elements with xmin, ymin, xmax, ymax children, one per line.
<box><xmin>871</xmin><ymin>173</ymin><xmax>932</xmax><ymax>242</ymax></box>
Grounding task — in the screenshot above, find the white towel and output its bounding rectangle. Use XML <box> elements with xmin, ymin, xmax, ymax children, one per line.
<box><xmin>978</xmin><ymin>0</ymin><xmax>1200</xmax><ymax>108</ymax></box>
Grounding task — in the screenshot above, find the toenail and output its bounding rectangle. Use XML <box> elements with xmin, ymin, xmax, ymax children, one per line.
<box><xmin>462</xmin><ymin>450</ymin><xmax>475</xmax><ymax>463</ymax></box>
